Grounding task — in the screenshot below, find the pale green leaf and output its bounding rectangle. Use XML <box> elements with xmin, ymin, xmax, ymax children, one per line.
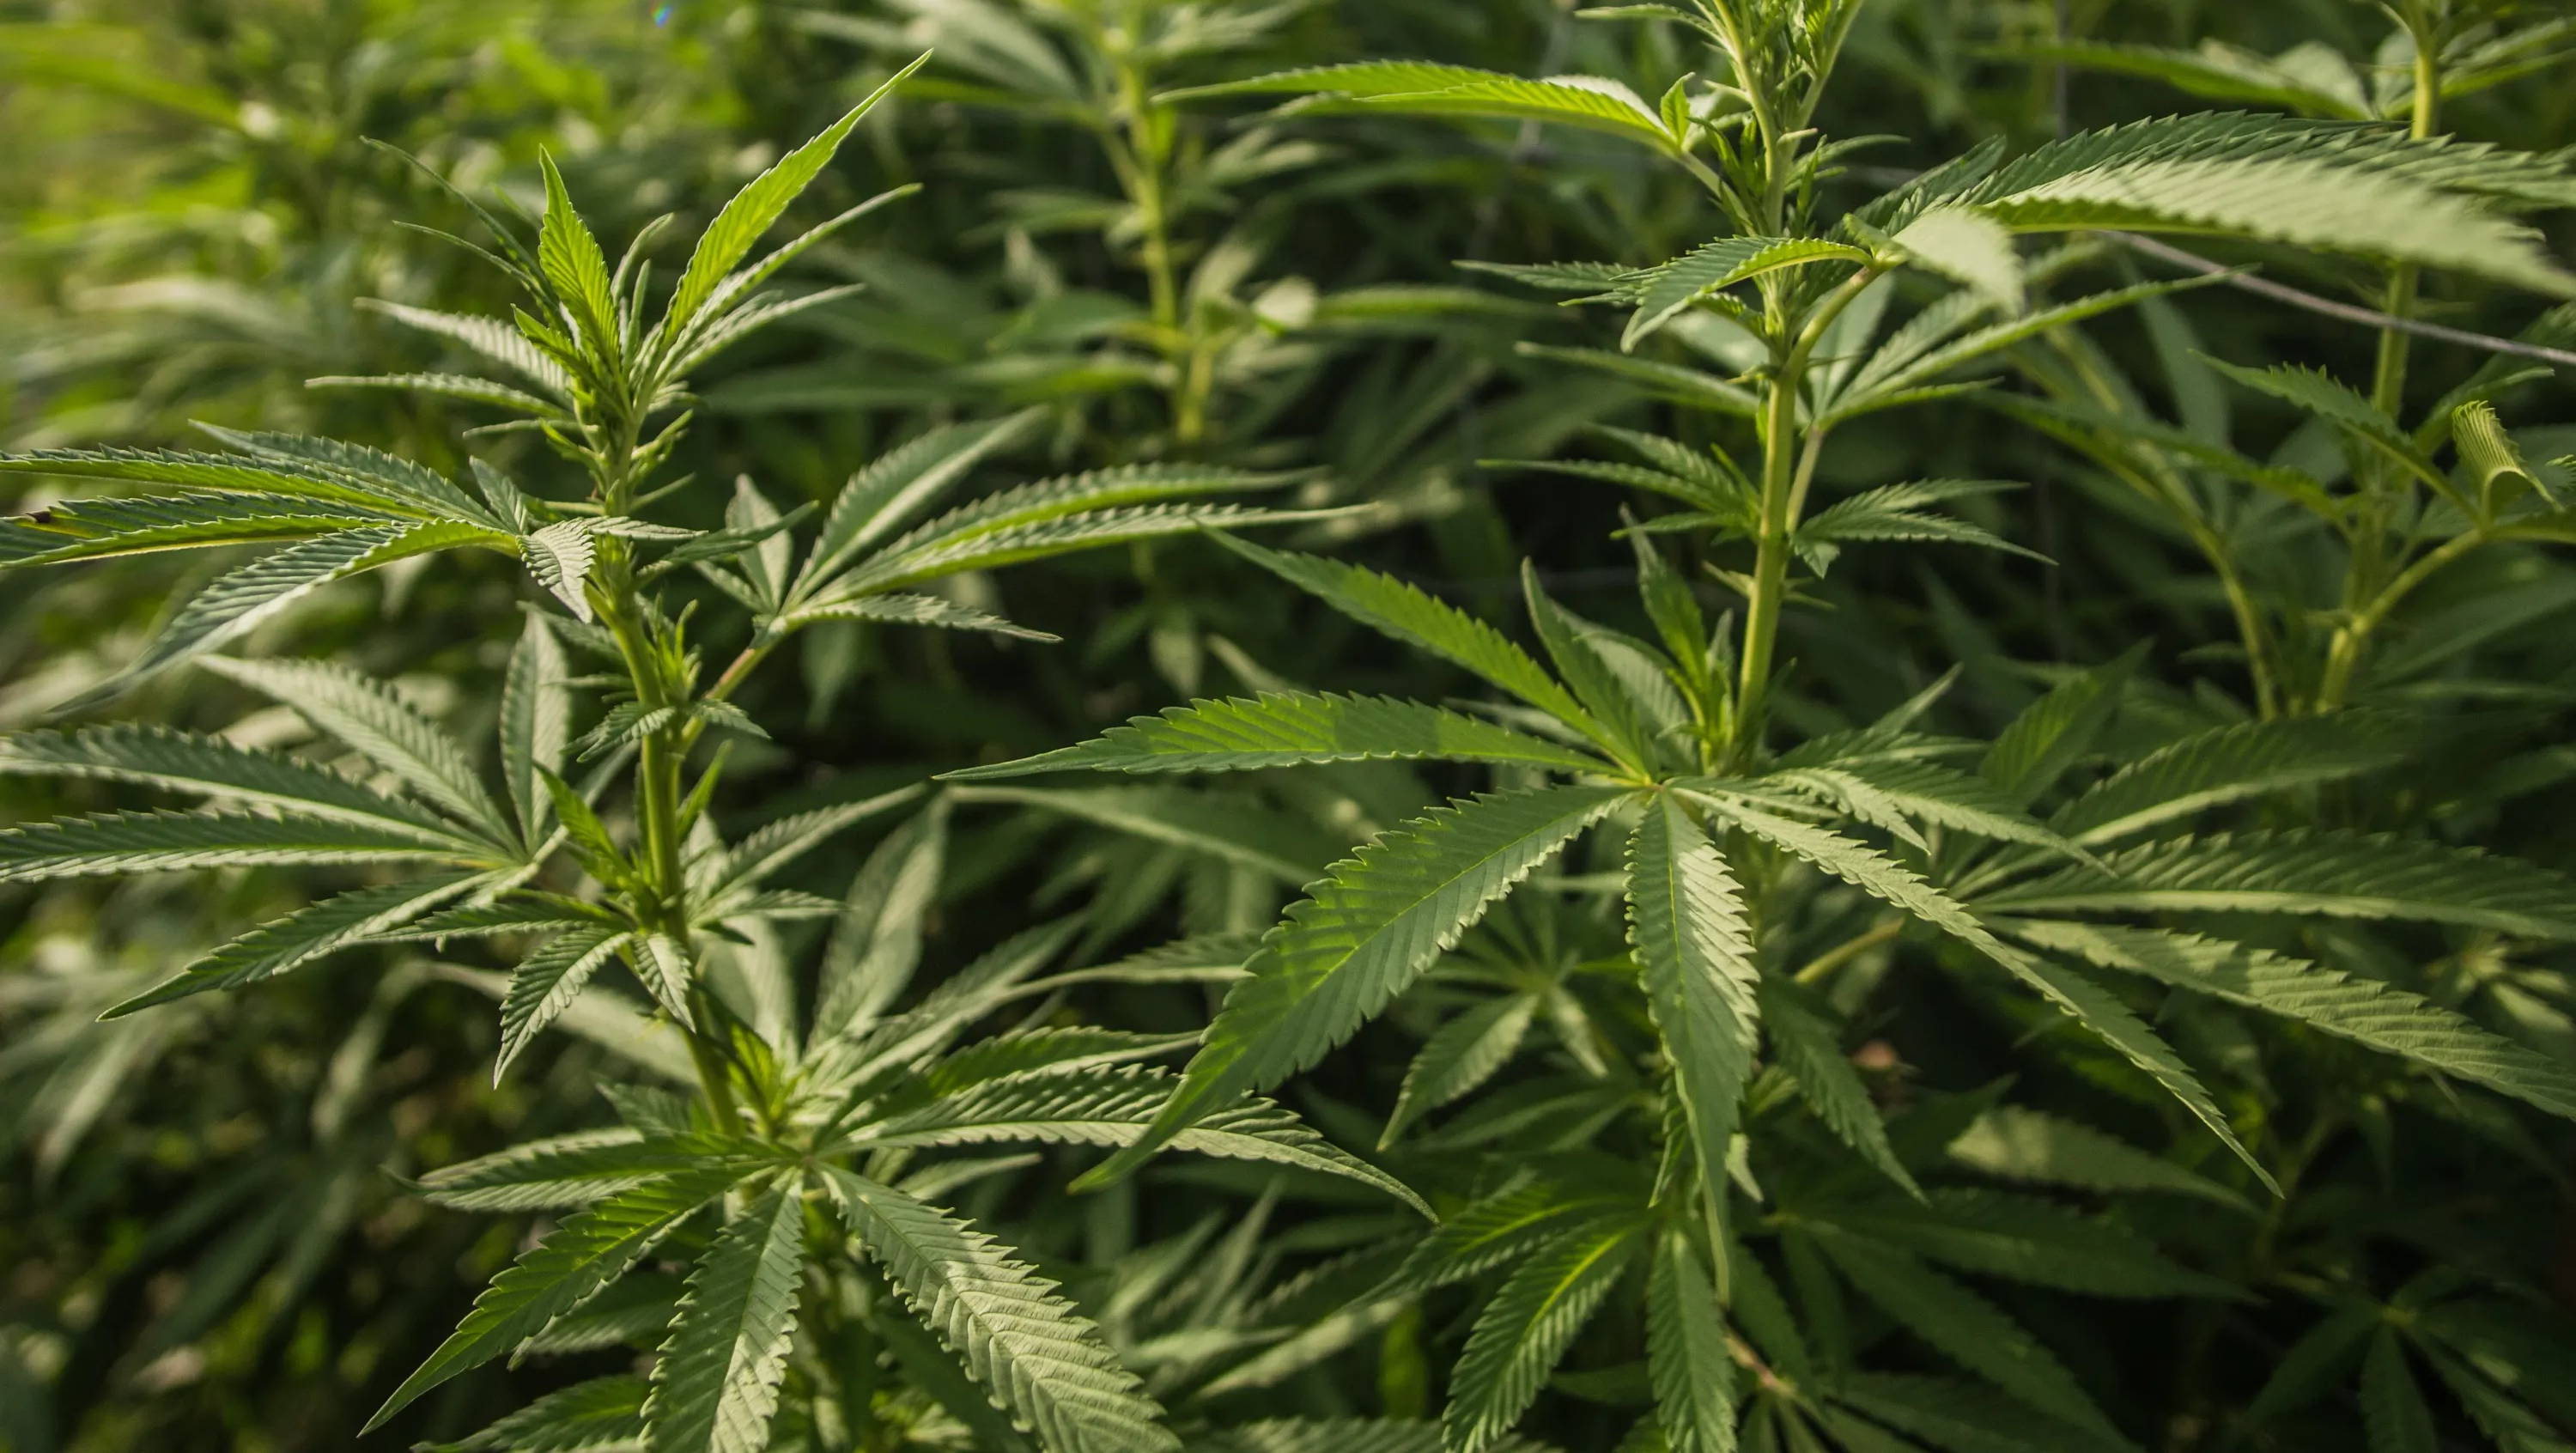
<box><xmin>497</xmin><ymin>928</ymin><xmax>637</xmax><ymax>1080</ymax></box>
<box><xmin>1386</xmin><ymin>993</ymin><xmax>1540</xmax><ymax>1144</ymax></box>
<box><xmin>0</xmin><ymin>490</ymin><xmax>415</xmax><ymax>568</ymax></box>
<box><xmin>1623</xmin><ymin>794</ymin><xmax>1761</xmax><ymax>1213</ymax></box>
<box><xmin>945</xmin><ymin>692</ymin><xmax>1611</xmax><ymax>781</ymax></box>
<box><xmin>797</xmin><ymin>410</ymin><xmax>1048</xmax><ymax>599</ymax></box>
<box><xmin>1168</xmin><ymin>62</ymin><xmax>1678</xmax><ymax>152</ymax></box>
<box><xmin>1648</xmin><ymin>1235</ymin><xmax>1736</xmax><ymax>1453</ymax></box>
<box><xmin>1443</xmin><ymin>1218</ymin><xmax>1645</xmax><ymax>1453</ymax></box>
<box><xmin>1892</xmin><ymin>207</ymin><xmax>2024</xmax><ymax>313</ymax></box>
<box><xmin>777</xmin><ymin>591</ymin><xmax>1058</xmax><ymax>642</ymax></box>
<box><xmin>816</xmin><ymin>1165</ymin><xmax>1179</xmax><ymax>1453</ymax></box>
<box><xmin>813</xmin><ymin>803</ymin><xmax>949</xmax><ymax>1041</ymax></box>
<box><xmin>202</xmin><ymin>654</ymin><xmax>519</xmax><ymax>848</ymax></box>
<box><xmin>1984</xmin><ymin>830</ymin><xmax>2576</xmax><ymax>939</ymax></box>
<box><xmin>0</xmin><ymin>810</ymin><xmax>488</xmax><ymax>885</ymax></box>
<box><xmin>364</xmin><ymin>1167</ymin><xmax>744</xmax><ymax>1432</ymax></box>
<box><xmin>642</xmin><ymin>1185</ymin><xmax>807</xmax><ymax>1453</ymax></box>
<box><xmin>2007</xmin><ymin>921</ymin><xmax>2576</xmax><ymax>1120</ymax></box>
<box><xmin>854</xmin><ymin>1066</ymin><xmax>1428</xmax><ymax>1216</ymax></box>
<box><xmin>105</xmin><ymin>871</ymin><xmax>484</xmax><ymax>1018</ymax></box>
<box><xmin>1072</xmin><ymin>785</ymin><xmax>1631</xmax><ymax>1194</ymax></box>
<box><xmin>1944</xmin><ymin>1107</ymin><xmax>2249</xmax><ymax>1208</ymax></box>
<box><xmin>1211</xmin><ymin>535</ymin><xmax>1601</xmax><ymax>735</ymax></box>
<box><xmin>501</xmin><ymin>615</ymin><xmax>573</xmax><ymax>851</ymax></box>
<box><xmin>2049</xmin><ymin>716</ymin><xmax>2404</xmax><ymax>846</ymax></box>
<box><xmin>659</xmin><ymin>56</ymin><xmax>928</xmax><ymax>344</ymax></box>
<box><xmin>0</xmin><ymin>724</ymin><xmax>483</xmax><ymax>846</ymax></box>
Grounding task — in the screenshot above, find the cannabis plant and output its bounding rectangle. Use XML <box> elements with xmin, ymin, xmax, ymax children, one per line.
<box><xmin>0</xmin><ymin>58</ymin><xmax>1431</xmax><ymax>1452</ymax></box>
<box><xmin>955</xmin><ymin>1</ymin><xmax>2576</xmax><ymax>1447</ymax></box>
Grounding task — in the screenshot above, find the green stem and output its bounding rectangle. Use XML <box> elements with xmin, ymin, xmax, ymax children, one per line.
<box><xmin>1729</xmin><ymin>268</ymin><xmax>1884</xmax><ymax>759</ymax></box>
<box><xmin>597</xmin><ymin>548</ymin><xmax>741</xmax><ymax>1125</ymax></box>
<box><xmin>2315</xmin><ymin>527</ymin><xmax>2487</xmax><ymax>709</ymax></box>
<box><xmin>2046</xmin><ymin>337</ymin><xmax>2287</xmax><ymax>718</ymax></box>
<box><xmin>1793</xmin><ymin>918</ymin><xmax>1902</xmax><ymax>985</ymax></box>
<box><xmin>1104</xmin><ymin>46</ymin><xmax>1200</xmax><ymax>448</ymax></box>
<box><xmin>1733</xmin><ymin>378</ymin><xmax>1802</xmax><ymax>757</ymax></box>
<box><xmin>2367</xmin><ymin>28</ymin><xmax>2445</xmax><ymax>424</ymax></box>
<box><xmin>2325</xmin><ymin>21</ymin><xmax>2444</xmax><ymax>712</ymax></box>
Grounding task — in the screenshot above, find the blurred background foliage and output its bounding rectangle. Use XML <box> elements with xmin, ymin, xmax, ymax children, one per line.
<box><xmin>2</xmin><ymin>1</ymin><xmax>2572</xmax><ymax>1450</ymax></box>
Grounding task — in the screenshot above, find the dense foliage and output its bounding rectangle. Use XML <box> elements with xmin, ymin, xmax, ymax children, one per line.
<box><xmin>4</xmin><ymin>3</ymin><xmax>2575</xmax><ymax>1452</ymax></box>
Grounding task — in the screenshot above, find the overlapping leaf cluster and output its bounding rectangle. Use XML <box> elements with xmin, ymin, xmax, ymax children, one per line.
<box><xmin>4</xmin><ymin>2</ymin><xmax>2576</xmax><ymax>1452</ymax></box>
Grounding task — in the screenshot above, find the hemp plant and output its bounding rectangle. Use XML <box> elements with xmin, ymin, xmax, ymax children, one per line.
<box><xmin>2010</xmin><ymin>0</ymin><xmax>2576</xmax><ymax>717</ymax></box>
<box><xmin>953</xmin><ymin>2</ymin><xmax>2576</xmax><ymax>1448</ymax></box>
<box><xmin>0</xmin><ymin>56</ymin><xmax>1416</xmax><ymax>1453</ymax></box>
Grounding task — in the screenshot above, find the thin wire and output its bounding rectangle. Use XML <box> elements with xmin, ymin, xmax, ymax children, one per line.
<box><xmin>2098</xmin><ymin>230</ymin><xmax>2576</xmax><ymax>371</ymax></box>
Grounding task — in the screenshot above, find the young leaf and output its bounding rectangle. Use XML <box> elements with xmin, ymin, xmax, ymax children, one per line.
<box><xmin>1623</xmin><ymin>237</ymin><xmax>1868</xmax><ymax>349</ymax></box>
<box><xmin>659</xmin><ymin>54</ymin><xmax>931</xmax><ymax>345</ymax></box>
<box><xmin>523</xmin><ymin>519</ymin><xmax>605</xmax><ymax>622</ymax></box>
<box><xmin>535</xmin><ymin>152</ymin><xmax>619</xmax><ymax>354</ymax></box>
